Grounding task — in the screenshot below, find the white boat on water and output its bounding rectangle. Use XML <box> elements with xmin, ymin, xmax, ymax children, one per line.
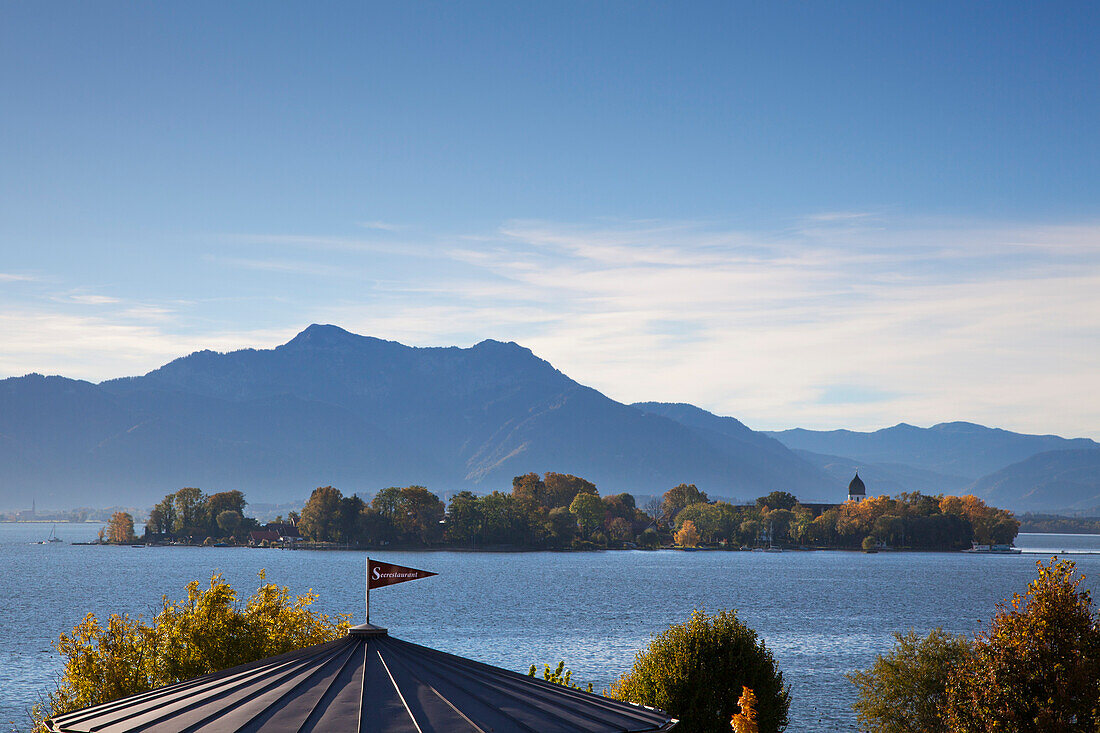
<box><xmin>33</xmin><ymin>525</ymin><xmax>64</xmax><ymax>544</ymax></box>
<box><xmin>964</xmin><ymin>543</ymin><xmax>1022</xmax><ymax>554</ymax></box>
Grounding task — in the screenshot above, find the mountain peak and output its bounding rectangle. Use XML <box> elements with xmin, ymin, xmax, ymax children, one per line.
<box><xmin>281</xmin><ymin>324</ymin><xmax>407</xmax><ymax>353</ymax></box>
<box><xmin>285</xmin><ymin>324</ymin><xmax>361</xmax><ymax>348</ymax></box>
<box><xmin>472</xmin><ymin>338</ymin><xmax>529</xmax><ymax>354</ymax></box>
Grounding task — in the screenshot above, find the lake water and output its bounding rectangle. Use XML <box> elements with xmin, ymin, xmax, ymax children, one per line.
<box><xmin>4</xmin><ymin>525</ymin><xmax>1100</xmax><ymax>732</ymax></box>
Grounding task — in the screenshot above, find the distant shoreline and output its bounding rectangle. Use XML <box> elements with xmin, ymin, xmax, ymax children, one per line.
<box><xmin>0</xmin><ymin>519</ymin><xmax>104</xmax><ymax>524</ymax></box>
<box><xmin>64</xmin><ymin>542</ymin><xmax>1009</xmax><ymax>553</ymax></box>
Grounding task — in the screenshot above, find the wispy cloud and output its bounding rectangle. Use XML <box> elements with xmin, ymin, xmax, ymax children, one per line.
<box><xmin>804</xmin><ymin>211</ymin><xmax>877</xmax><ymax>222</ymax></box>
<box><xmin>357</xmin><ymin>220</ymin><xmax>404</xmax><ymax>232</ymax></box>
<box><xmin>0</xmin><ymin>272</ymin><xmax>37</xmax><ymax>282</ymax></box>
<box><xmin>326</xmin><ymin>216</ymin><xmax>1100</xmax><ymax>438</ymax></box>
<box><xmin>0</xmin><ymin>309</ymin><xmax>293</xmax><ymax>381</ymax></box>
<box><xmin>4</xmin><ymin>215</ymin><xmax>1099</xmax><ymax>439</ymax></box>
<box><xmin>65</xmin><ymin>294</ymin><xmax>121</xmax><ymax>305</ymax></box>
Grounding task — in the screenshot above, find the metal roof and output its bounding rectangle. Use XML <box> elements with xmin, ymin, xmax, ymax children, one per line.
<box><xmin>47</xmin><ymin>624</ymin><xmax>676</xmax><ymax>732</ymax></box>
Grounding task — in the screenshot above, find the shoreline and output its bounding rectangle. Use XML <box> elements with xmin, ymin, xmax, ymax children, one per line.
<box><xmin>64</xmin><ymin>542</ymin><xmax>1012</xmax><ymax>554</ymax></box>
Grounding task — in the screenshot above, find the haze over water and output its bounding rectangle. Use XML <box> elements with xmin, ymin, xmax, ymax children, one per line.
<box><xmin>4</xmin><ymin>523</ymin><xmax>1095</xmax><ymax>732</ymax></box>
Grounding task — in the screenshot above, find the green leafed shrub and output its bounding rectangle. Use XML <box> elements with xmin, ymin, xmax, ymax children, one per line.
<box><xmin>527</xmin><ymin>660</ymin><xmax>593</xmax><ymax>692</ymax></box>
<box><xmin>608</xmin><ymin>608</ymin><xmax>789</xmax><ymax>733</ymax></box>
<box><xmin>847</xmin><ymin>628</ymin><xmax>971</xmax><ymax>733</ymax></box>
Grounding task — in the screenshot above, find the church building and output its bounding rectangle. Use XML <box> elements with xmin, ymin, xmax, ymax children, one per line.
<box><xmin>847</xmin><ymin>472</ymin><xmax>866</xmax><ymax>503</ymax></box>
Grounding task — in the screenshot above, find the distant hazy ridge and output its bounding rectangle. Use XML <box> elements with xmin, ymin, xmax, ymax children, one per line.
<box><xmin>1</xmin><ymin>324</ymin><xmax>1095</xmax><ymax>511</ymax></box>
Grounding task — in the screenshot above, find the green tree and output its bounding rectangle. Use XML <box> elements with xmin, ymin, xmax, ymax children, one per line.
<box><xmin>358</xmin><ymin>507</ymin><xmax>395</xmax><ymax>546</ymax></box>
<box><xmin>661</xmin><ymin>483</ymin><xmax>708</xmax><ymax>524</ymax></box>
<box><xmin>546</xmin><ymin>506</ymin><xmax>578</xmax><ymax>546</ymax></box>
<box><xmin>607</xmin><ymin>517</ymin><xmax>633</xmax><ymax>543</ymax></box>
<box><xmin>370</xmin><ymin>487</ymin><xmax>403</xmax><ymax>524</ymax></box>
<box><xmin>848</xmin><ymin>628</ymin><xmax>971</xmax><ymax>733</ymax></box>
<box><xmin>756</xmin><ymin>491</ymin><xmax>797</xmax><ymax>512</ymax></box>
<box><xmin>205</xmin><ymin>490</ymin><xmax>246</xmax><ymax>533</ymax></box>
<box><xmin>544</xmin><ymin>472</ymin><xmax>598</xmax><ymax>508</ymax></box>
<box><xmin>148</xmin><ymin>493</ymin><xmax>176</xmax><ymax>535</ymax></box>
<box><xmin>336</xmin><ymin>494</ymin><xmax>367</xmax><ymax>544</ymax></box>
<box><xmin>393</xmin><ymin>486</ymin><xmax>445</xmax><ymax>544</ymax></box>
<box><xmin>677</xmin><ymin>503</ymin><xmax>723</xmax><ymax>544</ymax></box>
<box><xmin>944</xmin><ymin>558</ymin><xmax>1100</xmax><ymax>732</ymax></box>
<box><xmin>446</xmin><ymin>490</ymin><xmax>484</xmax><ymax>545</ymax></box>
<box><xmin>34</xmin><ymin>571</ymin><xmax>348</xmax><ymax>729</ymax></box>
<box><xmin>570</xmin><ymin>492</ymin><xmax>605</xmax><ymax>539</ymax></box>
<box><xmin>172</xmin><ymin>487</ymin><xmax>206</xmax><ymax>536</ymax></box>
<box><xmin>215</xmin><ymin>510</ymin><xmax>242</xmax><ymax>536</ymax></box>
<box><xmin>764</xmin><ymin>509</ymin><xmax>795</xmax><ymax>545</ymax></box>
<box><xmin>740</xmin><ymin>519</ymin><xmax>763</xmax><ymax>546</ymax></box>
<box><xmin>299</xmin><ymin>485</ymin><xmax>343</xmax><ymax>542</ymax></box>
<box><xmin>789</xmin><ymin>506</ymin><xmax>814</xmax><ymax>545</ymax></box>
<box><xmin>481</xmin><ymin>491</ymin><xmax>525</xmax><ymax>545</ymax></box>
<box><xmin>608</xmin><ymin>609</ymin><xmax>789</xmax><ymax>733</ymax></box>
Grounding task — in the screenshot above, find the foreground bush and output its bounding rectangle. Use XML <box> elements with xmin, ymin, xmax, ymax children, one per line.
<box><xmin>944</xmin><ymin>558</ymin><xmax>1100</xmax><ymax>732</ymax></box>
<box><xmin>35</xmin><ymin>571</ymin><xmax>348</xmax><ymax>728</ymax></box>
<box><xmin>848</xmin><ymin>628</ymin><xmax>970</xmax><ymax>733</ymax></box>
<box><xmin>527</xmin><ymin>660</ymin><xmax>594</xmax><ymax>692</ymax></box>
<box><xmin>851</xmin><ymin>558</ymin><xmax>1100</xmax><ymax>733</ymax></box>
<box><xmin>608</xmin><ymin>609</ymin><xmax>789</xmax><ymax>733</ymax></box>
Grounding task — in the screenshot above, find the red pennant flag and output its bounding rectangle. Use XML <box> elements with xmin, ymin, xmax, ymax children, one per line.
<box><xmin>368</xmin><ymin>559</ymin><xmax>437</xmax><ymax>589</ymax></box>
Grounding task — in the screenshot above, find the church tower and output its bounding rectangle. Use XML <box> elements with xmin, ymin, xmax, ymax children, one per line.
<box><xmin>848</xmin><ymin>472</ymin><xmax>866</xmax><ymax>503</ymax></box>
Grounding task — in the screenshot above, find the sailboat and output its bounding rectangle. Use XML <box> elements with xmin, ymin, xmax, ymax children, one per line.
<box><xmin>47</xmin><ymin>525</ymin><xmax>63</xmax><ymax>543</ymax></box>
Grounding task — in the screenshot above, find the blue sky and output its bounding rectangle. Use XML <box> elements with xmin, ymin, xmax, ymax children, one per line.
<box><xmin>2</xmin><ymin>2</ymin><xmax>1098</xmax><ymax>438</ymax></box>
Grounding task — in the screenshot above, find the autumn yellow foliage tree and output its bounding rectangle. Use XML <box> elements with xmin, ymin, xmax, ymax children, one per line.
<box><xmin>730</xmin><ymin>686</ymin><xmax>759</xmax><ymax>733</ymax></box>
<box><xmin>944</xmin><ymin>558</ymin><xmax>1100</xmax><ymax>732</ymax></box>
<box><xmin>938</xmin><ymin>495</ymin><xmax>1018</xmax><ymax>545</ymax></box>
<box><xmin>851</xmin><ymin>558</ymin><xmax>1100</xmax><ymax>733</ymax></box>
<box><xmin>34</xmin><ymin>571</ymin><xmax>348</xmax><ymax>729</ymax></box>
<box><xmin>675</xmin><ymin>519</ymin><xmax>701</xmax><ymax>547</ymax></box>
<box><xmin>105</xmin><ymin>511</ymin><xmax>135</xmax><ymax>544</ymax></box>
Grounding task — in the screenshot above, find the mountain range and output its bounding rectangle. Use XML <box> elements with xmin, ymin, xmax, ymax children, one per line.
<box><xmin>1</xmin><ymin>324</ymin><xmax>1095</xmax><ymax>513</ymax></box>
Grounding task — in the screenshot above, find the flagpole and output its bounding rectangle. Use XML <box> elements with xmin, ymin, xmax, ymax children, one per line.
<box><xmin>365</xmin><ymin>556</ymin><xmax>370</xmax><ymax>623</ymax></box>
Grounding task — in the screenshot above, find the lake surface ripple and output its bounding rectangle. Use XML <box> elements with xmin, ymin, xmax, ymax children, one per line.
<box><xmin>3</xmin><ymin>525</ymin><xmax>1097</xmax><ymax>732</ymax></box>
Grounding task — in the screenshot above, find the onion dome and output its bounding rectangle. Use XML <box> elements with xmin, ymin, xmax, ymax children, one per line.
<box><xmin>47</xmin><ymin>623</ymin><xmax>676</xmax><ymax>733</ymax></box>
<box><xmin>848</xmin><ymin>472</ymin><xmax>866</xmax><ymax>496</ymax></box>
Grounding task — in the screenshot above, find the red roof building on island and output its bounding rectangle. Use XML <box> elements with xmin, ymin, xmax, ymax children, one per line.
<box><xmin>249</xmin><ymin>529</ymin><xmax>281</xmax><ymax>545</ymax></box>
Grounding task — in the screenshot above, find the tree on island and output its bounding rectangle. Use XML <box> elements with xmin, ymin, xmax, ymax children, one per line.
<box><xmin>146</xmin><ymin>488</ymin><xmax>256</xmax><ymax>542</ymax></box>
<box><xmin>569</xmin><ymin>492</ymin><xmax>604</xmax><ymax>539</ymax></box>
<box><xmin>299</xmin><ymin>485</ymin><xmax>344</xmax><ymax>542</ymax></box>
<box><xmin>661</xmin><ymin>483</ymin><xmax>709</xmax><ymax>525</ymax></box>
<box><xmin>215</xmin><ymin>509</ymin><xmax>242</xmax><ymax>535</ymax></box>
<box><xmin>675</xmin><ymin>519</ymin><xmax>701</xmax><ymax>547</ymax></box>
<box><xmin>756</xmin><ymin>491</ymin><xmax>797</xmax><ymax>512</ymax></box>
<box><xmin>105</xmin><ymin>512</ymin><xmax>135</xmax><ymax>544</ymax></box>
